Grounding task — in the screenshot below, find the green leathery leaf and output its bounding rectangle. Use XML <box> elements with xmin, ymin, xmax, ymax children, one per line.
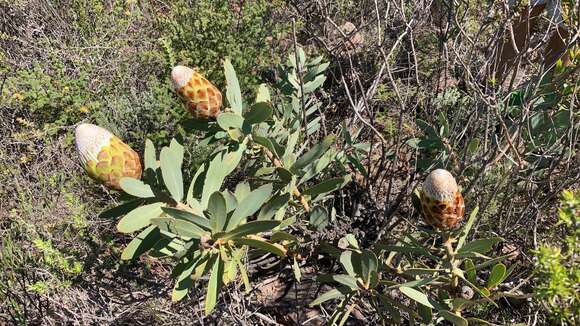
<box><xmin>417</xmin><ymin>304</ymin><xmax>433</xmax><ymax>323</ymax></box>
<box><xmin>219</xmin><ymin>220</ymin><xmax>281</xmax><ymax>240</ymax></box>
<box><xmin>120</xmin><ymin>177</ymin><xmax>154</xmax><ymax>198</ymax></box>
<box><xmin>222</xmin><ymin>190</ymin><xmax>238</xmax><ymax>213</ymax></box>
<box><xmin>226</xmin><ymin>183</ymin><xmax>273</xmax><ymax>231</ymax></box>
<box><xmin>284</xmin><ymin>129</ymin><xmax>300</xmax><ymax>158</ymax></box>
<box><xmin>224</xmin><ymin>58</ymin><xmax>242</xmax><ymax>115</ymax></box>
<box><xmin>310</xmin><ymin>287</ymin><xmax>349</xmax><ymax>306</ymax></box>
<box><xmin>151</xmin><ymin>217</ymin><xmax>206</xmax><ymax>239</ymax></box>
<box><xmin>439</xmin><ymin>310</ymin><xmax>468</xmax><ymax>326</ymax></box>
<box><xmin>172</xmin><ymin>253</ymin><xmax>205</xmax><ymax>301</ymax></box>
<box><xmin>309</xmin><ymin>205</ymin><xmax>328</xmax><ymax>230</ymax></box>
<box><xmin>161</xmin><ymin>207</ymin><xmax>211</xmax><ymax>230</ymax></box>
<box><xmin>117</xmin><ymin>202</ymin><xmax>164</xmax><ymax>233</ymax></box>
<box><xmin>245</xmin><ymin>102</ymin><xmax>272</xmax><ymax>124</ymax></box>
<box><xmin>360</xmin><ymin>249</ymin><xmax>379</xmax><ymax>284</ymax></box>
<box><xmin>293</xmin><ymin>257</ymin><xmax>301</xmax><ymax>282</ymax></box>
<box><xmin>457</xmin><ymin>237</ymin><xmax>503</xmax><ymax>257</ymax></box>
<box><xmin>144</xmin><ymin>139</ymin><xmax>157</xmax><ymax>171</ymax></box>
<box><xmin>234</xmin><ymin>237</ymin><xmax>286</xmax><ymax>257</ymax></box>
<box><xmin>316</xmin><ymin>274</ymin><xmax>358</xmax><ymax>290</ymax></box>
<box><xmin>208</xmin><ymin>192</ymin><xmax>227</xmax><ymax>232</ymax></box>
<box><xmin>255</xmin><ymin>84</ymin><xmax>271</xmax><ymax>103</ymax></box>
<box><xmin>464</xmin><ymin>259</ymin><xmax>476</xmax><ymax>284</ymax></box>
<box><xmin>399</xmin><ymin>287</ymin><xmax>434</xmax><ymax>308</ymax></box>
<box><xmin>253</xmin><ymin>135</ymin><xmax>280</xmax><ymax>158</ymax></box>
<box><xmin>99</xmin><ymin>198</ymin><xmax>144</xmax><ymax>219</ymax></box>
<box><xmin>303</xmin><ymin>177</ymin><xmax>344</xmax><ymax>197</ymax></box>
<box><xmin>160</xmin><ymin>140</ymin><xmax>184</xmax><ymax>202</ymax></box>
<box><xmin>217</xmin><ymin>112</ymin><xmax>244</xmax><ymax>130</ymax></box>
<box><xmin>302</xmin><ymin>75</ymin><xmax>326</xmax><ymax>93</ymax></box>
<box><xmin>456</xmin><ymin>206</ymin><xmax>479</xmax><ymax>250</ymax></box>
<box><xmin>121</xmin><ymin>225</ymin><xmax>160</xmax><ymax>260</ymax></box>
<box><xmin>187</xmin><ymin>164</ymin><xmax>206</xmax><ymax>206</ymax></box>
<box><xmin>258</xmin><ymin>193</ymin><xmax>290</xmax><ymax>220</ymax></box>
<box><xmin>339</xmin><ymin>251</ymin><xmax>358</xmax><ymax>277</ymax></box>
<box><xmin>201</xmin><ymin>144</ymin><xmax>245</xmax><ymax>207</ymax></box>
<box><xmin>291</xmin><ymin>135</ymin><xmax>335</xmax><ymax>172</ymax></box>
<box><xmin>486</xmin><ymin>263</ymin><xmax>507</xmax><ymax>289</ymax></box>
<box><xmin>205</xmin><ymin>254</ymin><xmax>224</xmax><ymax>315</ymax></box>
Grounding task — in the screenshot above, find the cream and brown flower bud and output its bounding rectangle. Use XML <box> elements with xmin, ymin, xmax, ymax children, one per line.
<box><xmin>75</xmin><ymin>123</ymin><xmax>142</xmax><ymax>190</ymax></box>
<box><xmin>420</xmin><ymin>169</ymin><xmax>465</xmax><ymax>230</ymax></box>
<box><xmin>171</xmin><ymin>65</ymin><xmax>222</xmax><ymax>119</ymax></box>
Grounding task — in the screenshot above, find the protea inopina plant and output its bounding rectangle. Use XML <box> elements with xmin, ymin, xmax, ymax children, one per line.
<box><xmin>171</xmin><ymin>65</ymin><xmax>222</xmax><ymax>119</ymax></box>
<box><xmin>75</xmin><ymin>123</ymin><xmax>142</xmax><ymax>190</ymax></box>
<box><xmin>420</xmin><ymin>169</ymin><xmax>465</xmax><ymax>230</ymax></box>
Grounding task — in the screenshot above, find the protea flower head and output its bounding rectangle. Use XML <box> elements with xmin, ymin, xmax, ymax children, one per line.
<box><xmin>75</xmin><ymin>123</ymin><xmax>142</xmax><ymax>190</ymax></box>
<box><xmin>171</xmin><ymin>65</ymin><xmax>222</xmax><ymax>119</ymax></box>
<box><xmin>419</xmin><ymin>169</ymin><xmax>465</xmax><ymax>230</ymax></box>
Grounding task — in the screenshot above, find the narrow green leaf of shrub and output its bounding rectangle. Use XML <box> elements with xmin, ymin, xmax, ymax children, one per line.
<box><xmin>117</xmin><ymin>202</ymin><xmax>164</xmax><ymax>233</ymax></box>
<box><xmin>464</xmin><ymin>259</ymin><xmax>476</xmax><ymax>284</ymax></box>
<box><xmin>309</xmin><ymin>206</ymin><xmax>329</xmax><ymax>230</ymax></box>
<box><xmin>234</xmin><ymin>237</ymin><xmax>286</xmax><ymax>257</ymax></box>
<box><xmin>201</xmin><ymin>144</ymin><xmax>245</xmax><ymax>207</ymax></box>
<box><xmin>486</xmin><ymin>263</ymin><xmax>507</xmax><ymax>289</ymax></box>
<box><xmin>276</xmin><ymin>167</ymin><xmax>293</xmax><ymax>182</ymax></box>
<box><xmin>207</xmin><ymin>192</ymin><xmax>227</xmax><ymax>232</ymax></box>
<box><xmin>418</xmin><ymin>304</ymin><xmax>433</xmax><ymax>323</ymax></box>
<box><xmin>253</xmin><ymin>135</ymin><xmax>280</xmax><ymax>158</ymax></box>
<box><xmin>205</xmin><ymin>255</ymin><xmax>224</xmax><ymax>315</ymax></box>
<box><xmin>245</xmin><ymin>102</ymin><xmax>273</xmax><ymax>124</ymax></box>
<box><xmin>284</xmin><ymin>129</ymin><xmax>300</xmax><ymax>158</ymax></box>
<box><xmin>303</xmin><ymin>75</ymin><xmax>326</xmax><ymax>93</ymax></box>
<box><xmin>160</xmin><ymin>141</ymin><xmax>184</xmax><ymax>202</ymax></box>
<box><xmin>467</xmin><ymin>138</ymin><xmax>480</xmax><ymax>154</ymax></box>
<box><xmin>144</xmin><ymin>139</ymin><xmax>157</xmax><ymax>171</ymax></box>
<box><xmin>291</xmin><ymin>135</ymin><xmax>335</xmax><ymax>172</ymax></box>
<box><xmin>151</xmin><ymin>217</ymin><xmax>205</xmax><ymax>239</ymax></box>
<box><xmin>303</xmin><ymin>177</ymin><xmax>344</xmax><ymax>197</ymax></box>
<box><xmin>224</xmin><ymin>58</ymin><xmax>242</xmax><ymax>115</ymax></box>
<box><xmin>255</xmin><ymin>84</ymin><xmax>270</xmax><ymax>103</ymax></box>
<box><xmin>217</xmin><ymin>112</ymin><xmax>244</xmax><ymax>130</ymax></box>
<box><xmin>236</xmin><ymin>256</ymin><xmax>251</xmax><ymax>293</ymax></box>
<box><xmin>234</xmin><ymin>182</ymin><xmax>251</xmax><ymax>202</ymax></box>
<box><xmin>339</xmin><ymin>251</ymin><xmax>358</xmax><ymax>277</ymax></box>
<box><xmin>416</xmin><ymin>119</ymin><xmax>438</xmax><ymax>138</ymax></box>
<box><xmin>222</xmin><ymin>190</ymin><xmax>238</xmax><ymax>213</ymax></box>
<box><xmin>310</xmin><ymin>288</ymin><xmax>346</xmax><ymax>307</ymax></box>
<box><xmin>457</xmin><ymin>237</ymin><xmax>503</xmax><ymax>257</ymax></box>
<box><xmin>439</xmin><ymin>310</ymin><xmax>468</xmax><ymax>326</ymax></box>
<box><xmin>331</xmin><ymin>274</ymin><xmax>359</xmax><ymax>289</ymax></box>
<box><xmin>120</xmin><ymin>177</ymin><xmax>154</xmax><ymax>198</ymax></box>
<box><xmin>258</xmin><ymin>193</ymin><xmax>290</xmax><ymax>220</ymax></box>
<box><xmin>161</xmin><ymin>207</ymin><xmax>211</xmax><ymax>230</ymax></box>
<box><xmin>293</xmin><ymin>257</ymin><xmax>301</xmax><ymax>282</ymax></box>
<box><xmin>99</xmin><ymin>199</ymin><xmax>144</xmax><ymax>219</ymax></box>
<box><xmin>187</xmin><ymin>165</ymin><xmax>206</xmax><ymax>206</ymax></box>
<box><xmin>360</xmin><ymin>250</ymin><xmax>379</xmax><ymax>284</ymax></box>
<box><xmin>227</xmin><ymin>184</ymin><xmax>273</xmax><ymax>230</ymax></box>
<box><xmin>456</xmin><ymin>206</ymin><xmax>479</xmax><ymax>250</ymax></box>
<box><xmin>121</xmin><ymin>225</ymin><xmax>160</xmax><ymax>260</ymax></box>
<box><xmin>399</xmin><ymin>287</ymin><xmax>434</xmax><ymax>308</ymax></box>
<box><xmin>220</xmin><ymin>220</ymin><xmax>281</xmax><ymax>240</ymax></box>
<box><xmin>172</xmin><ymin>254</ymin><xmax>204</xmax><ymax>301</ymax></box>
<box><xmin>437</xmin><ymin>111</ymin><xmax>450</xmax><ymax>137</ymax></box>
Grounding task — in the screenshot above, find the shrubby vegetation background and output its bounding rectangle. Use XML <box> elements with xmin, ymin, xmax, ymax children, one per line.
<box><xmin>0</xmin><ymin>0</ymin><xmax>577</xmax><ymax>324</ymax></box>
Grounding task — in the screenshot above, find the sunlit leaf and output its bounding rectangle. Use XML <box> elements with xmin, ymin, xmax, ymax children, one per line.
<box><xmin>224</xmin><ymin>58</ymin><xmax>242</xmax><ymax>115</ymax></box>
<box><xmin>117</xmin><ymin>202</ymin><xmax>164</xmax><ymax>233</ymax></box>
<box><xmin>205</xmin><ymin>254</ymin><xmax>223</xmax><ymax>315</ymax></box>
<box><xmin>120</xmin><ymin>177</ymin><xmax>154</xmax><ymax>198</ymax></box>
<box><xmin>226</xmin><ymin>184</ymin><xmax>273</xmax><ymax>230</ymax></box>
<box><xmin>121</xmin><ymin>225</ymin><xmax>160</xmax><ymax>260</ymax></box>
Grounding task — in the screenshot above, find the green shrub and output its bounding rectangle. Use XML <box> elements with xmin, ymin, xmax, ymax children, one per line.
<box><xmin>534</xmin><ymin>190</ymin><xmax>579</xmax><ymax>324</ymax></box>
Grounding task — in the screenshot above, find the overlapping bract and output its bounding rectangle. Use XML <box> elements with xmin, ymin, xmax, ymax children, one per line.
<box><xmin>172</xmin><ymin>65</ymin><xmax>222</xmax><ymax>119</ymax></box>
<box><xmin>75</xmin><ymin>123</ymin><xmax>142</xmax><ymax>190</ymax></box>
<box><xmin>419</xmin><ymin>169</ymin><xmax>465</xmax><ymax>229</ymax></box>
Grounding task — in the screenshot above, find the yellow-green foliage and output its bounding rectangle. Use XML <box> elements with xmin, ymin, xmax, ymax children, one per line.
<box><xmin>534</xmin><ymin>190</ymin><xmax>580</xmax><ymax>324</ymax></box>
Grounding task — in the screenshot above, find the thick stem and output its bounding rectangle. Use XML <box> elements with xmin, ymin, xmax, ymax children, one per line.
<box><xmin>443</xmin><ymin>232</ymin><xmax>459</xmax><ymax>289</ymax></box>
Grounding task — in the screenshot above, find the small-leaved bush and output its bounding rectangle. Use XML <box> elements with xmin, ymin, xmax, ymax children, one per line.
<box><xmin>534</xmin><ymin>189</ymin><xmax>579</xmax><ymax>324</ymax></box>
